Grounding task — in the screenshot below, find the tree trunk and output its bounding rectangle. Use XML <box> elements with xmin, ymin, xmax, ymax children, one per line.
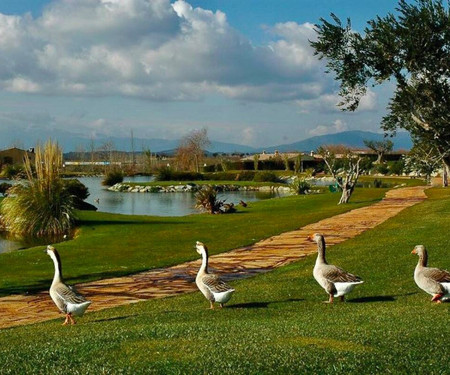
<box><xmin>442</xmin><ymin>157</ymin><xmax>450</xmax><ymax>187</ymax></box>
<box><xmin>338</xmin><ymin>184</ymin><xmax>354</xmax><ymax>204</ymax></box>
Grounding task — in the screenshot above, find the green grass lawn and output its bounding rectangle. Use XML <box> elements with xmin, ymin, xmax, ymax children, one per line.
<box><xmin>0</xmin><ymin>188</ymin><xmax>448</xmax><ymax>374</ymax></box>
<box><xmin>0</xmin><ymin>188</ymin><xmax>387</xmax><ymax>296</ymax></box>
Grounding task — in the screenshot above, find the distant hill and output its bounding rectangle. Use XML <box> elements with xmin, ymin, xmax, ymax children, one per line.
<box><xmin>262</xmin><ymin>131</ymin><xmax>412</xmax><ymax>152</ymax></box>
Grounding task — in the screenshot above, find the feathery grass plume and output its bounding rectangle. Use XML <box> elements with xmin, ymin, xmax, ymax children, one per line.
<box><xmin>0</xmin><ymin>140</ymin><xmax>74</xmax><ymax>237</ymax></box>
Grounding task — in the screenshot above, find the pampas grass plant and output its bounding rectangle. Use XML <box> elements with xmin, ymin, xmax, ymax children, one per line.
<box><xmin>0</xmin><ymin>141</ymin><xmax>74</xmax><ymax>237</ymax></box>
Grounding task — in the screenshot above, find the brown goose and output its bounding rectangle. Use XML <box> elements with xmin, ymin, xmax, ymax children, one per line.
<box><xmin>308</xmin><ymin>233</ymin><xmax>363</xmax><ymax>303</ymax></box>
<box><xmin>195</xmin><ymin>241</ymin><xmax>235</xmax><ymax>309</ymax></box>
<box><xmin>412</xmin><ymin>245</ymin><xmax>450</xmax><ymax>303</ymax></box>
<box><xmin>45</xmin><ymin>245</ymin><xmax>91</xmax><ymax>325</ymax></box>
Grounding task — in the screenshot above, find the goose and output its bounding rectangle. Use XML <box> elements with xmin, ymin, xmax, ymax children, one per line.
<box><xmin>45</xmin><ymin>245</ymin><xmax>91</xmax><ymax>325</ymax></box>
<box><xmin>239</xmin><ymin>200</ymin><xmax>247</xmax><ymax>208</ymax></box>
<box><xmin>308</xmin><ymin>233</ymin><xmax>363</xmax><ymax>303</ymax></box>
<box><xmin>195</xmin><ymin>241</ymin><xmax>235</xmax><ymax>309</ymax></box>
<box><xmin>412</xmin><ymin>245</ymin><xmax>450</xmax><ymax>303</ymax></box>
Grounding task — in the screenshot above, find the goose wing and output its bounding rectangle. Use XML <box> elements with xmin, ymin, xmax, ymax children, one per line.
<box><xmin>54</xmin><ymin>283</ymin><xmax>88</xmax><ymax>305</ymax></box>
<box><xmin>202</xmin><ymin>274</ymin><xmax>234</xmax><ymax>293</ymax></box>
<box><xmin>422</xmin><ymin>267</ymin><xmax>450</xmax><ymax>283</ymax></box>
<box><xmin>323</xmin><ymin>265</ymin><xmax>362</xmax><ymax>283</ymax></box>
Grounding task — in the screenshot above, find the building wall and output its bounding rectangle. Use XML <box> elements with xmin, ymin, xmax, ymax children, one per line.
<box><xmin>0</xmin><ymin>148</ymin><xmax>35</xmax><ymax>166</ymax></box>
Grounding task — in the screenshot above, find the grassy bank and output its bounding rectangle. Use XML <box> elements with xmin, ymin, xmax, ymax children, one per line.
<box><xmin>0</xmin><ymin>188</ymin><xmax>387</xmax><ymax>296</ymax></box>
<box><xmin>0</xmin><ymin>188</ymin><xmax>448</xmax><ymax>374</ymax></box>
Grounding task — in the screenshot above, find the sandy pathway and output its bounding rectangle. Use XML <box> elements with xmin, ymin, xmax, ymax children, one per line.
<box><xmin>0</xmin><ymin>186</ymin><xmax>428</xmax><ymax>329</ymax></box>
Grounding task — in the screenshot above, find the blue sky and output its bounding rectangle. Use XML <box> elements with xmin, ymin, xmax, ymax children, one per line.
<box><xmin>0</xmin><ymin>0</ymin><xmax>401</xmax><ymax>150</ymax></box>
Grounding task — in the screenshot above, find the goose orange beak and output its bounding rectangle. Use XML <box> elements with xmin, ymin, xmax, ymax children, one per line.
<box><xmin>411</xmin><ymin>249</ymin><xmax>417</xmax><ymax>254</ymax></box>
<box><xmin>307</xmin><ymin>234</ymin><xmax>313</xmax><ymax>241</ymax></box>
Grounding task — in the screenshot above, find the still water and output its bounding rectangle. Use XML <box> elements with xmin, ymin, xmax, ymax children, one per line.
<box><xmin>0</xmin><ymin>176</ymin><xmax>285</xmax><ymax>252</ymax></box>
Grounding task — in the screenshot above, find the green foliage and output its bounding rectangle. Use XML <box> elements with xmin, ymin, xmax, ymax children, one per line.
<box><xmin>253</xmin><ymin>154</ymin><xmax>260</xmax><ymax>171</ymax></box>
<box><xmin>156</xmin><ymin>167</ymin><xmax>204</xmax><ymax>181</ymax></box>
<box><xmin>312</xmin><ymin>0</ymin><xmax>450</xmax><ymax>171</ymax></box>
<box><xmin>203</xmin><ymin>171</ymin><xmax>256</xmax><ymax>181</ymax></box>
<box><xmin>0</xmin><ymin>182</ymin><xmax>12</xmax><ymax>196</ymax></box>
<box><xmin>283</xmin><ymin>155</ymin><xmax>290</xmax><ymax>171</ymax></box>
<box><xmin>253</xmin><ymin>171</ymin><xmax>279</xmax><ymax>182</ymax></box>
<box><xmin>63</xmin><ymin>179</ymin><xmax>89</xmax><ymax>201</ymax></box>
<box><xmin>290</xmin><ymin>178</ymin><xmax>311</xmax><ymax>195</ymax></box>
<box><xmin>388</xmin><ymin>160</ymin><xmax>405</xmax><ymax>175</ymax></box>
<box><xmin>375</xmin><ymin>163</ymin><xmax>389</xmax><ymax>175</ymax></box>
<box><xmin>102</xmin><ymin>170</ymin><xmax>124</xmax><ymax>186</ymax></box>
<box><xmin>0</xmin><ymin>164</ymin><xmax>24</xmax><ymax>179</ymax></box>
<box><xmin>294</xmin><ymin>154</ymin><xmax>302</xmax><ymax>173</ymax></box>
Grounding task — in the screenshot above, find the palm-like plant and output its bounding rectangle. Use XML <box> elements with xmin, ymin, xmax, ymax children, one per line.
<box><xmin>194</xmin><ymin>185</ymin><xmax>224</xmax><ymax>214</ymax></box>
<box><xmin>0</xmin><ymin>141</ymin><xmax>74</xmax><ymax>237</ymax></box>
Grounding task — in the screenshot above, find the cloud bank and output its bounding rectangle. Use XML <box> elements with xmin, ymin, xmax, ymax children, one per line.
<box><xmin>0</xmin><ymin>0</ymin><xmax>333</xmax><ymax>103</ymax></box>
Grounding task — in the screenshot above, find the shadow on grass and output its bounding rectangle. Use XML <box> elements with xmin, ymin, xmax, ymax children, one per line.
<box><xmin>77</xmin><ymin>220</ymin><xmax>189</xmax><ymax>226</ymax></box>
<box><xmin>90</xmin><ymin>315</ymin><xmax>137</xmax><ymax>323</ymax></box>
<box><xmin>228</xmin><ymin>298</ymin><xmax>304</xmax><ymax>309</ymax></box>
<box><xmin>348</xmin><ymin>292</ymin><xmax>418</xmax><ymax>303</ymax></box>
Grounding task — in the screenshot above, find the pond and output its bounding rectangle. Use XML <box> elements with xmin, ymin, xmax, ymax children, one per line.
<box><xmin>0</xmin><ymin>176</ymin><xmax>286</xmax><ymax>252</ymax></box>
<box><xmin>78</xmin><ymin>176</ymin><xmax>285</xmax><ymax>216</ymax></box>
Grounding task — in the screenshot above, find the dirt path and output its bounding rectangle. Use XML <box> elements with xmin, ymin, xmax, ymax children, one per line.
<box><xmin>0</xmin><ymin>186</ymin><xmax>428</xmax><ymax>329</ymax></box>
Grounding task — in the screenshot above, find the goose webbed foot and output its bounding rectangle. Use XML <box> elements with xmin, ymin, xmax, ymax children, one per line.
<box><xmin>209</xmin><ymin>301</ymin><xmax>215</xmax><ymax>310</ymax></box>
<box><xmin>323</xmin><ymin>295</ymin><xmax>334</xmax><ymax>304</ymax></box>
<box><xmin>62</xmin><ymin>314</ymin><xmax>70</xmax><ymax>325</ymax></box>
<box><xmin>69</xmin><ymin>314</ymin><xmax>76</xmax><ymax>325</ymax></box>
<box><xmin>431</xmin><ymin>294</ymin><xmax>443</xmax><ymax>302</ymax></box>
<box><xmin>219</xmin><ymin>303</ymin><xmax>224</xmax><ymax>308</ymax></box>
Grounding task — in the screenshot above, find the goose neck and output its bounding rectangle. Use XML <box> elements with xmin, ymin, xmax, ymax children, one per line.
<box><xmin>49</xmin><ymin>251</ymin><xmax>63</xmax><ymax>284</ymax></box>
<box><xmin>199</xmin><ymin>249</ymin><xmax>209</xmax><ymax>274</ymax></box>
<box><xmin>418</xmin><ymin>251</ymin><xmax>428</xmax><ymax>268</ymax></box>
<box><xmin>316</xmin><ymin>238</ymin><xmax>327</xmax><ymax>264</ymax></box>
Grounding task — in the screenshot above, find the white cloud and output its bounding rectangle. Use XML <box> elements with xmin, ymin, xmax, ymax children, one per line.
<box><xmin>0</xmin><ymin>0</ymin><xmax>331</xmax><ymax>102</ymax></box>
<box><xmin>296</xmin><ymin>88</ymin><xmax>377</xmax><ymax>114</ymax></box>
<box><xmin>309</xmin><ymin>119</ymin><xmax>348</xmax><ymax>136</ymax></box>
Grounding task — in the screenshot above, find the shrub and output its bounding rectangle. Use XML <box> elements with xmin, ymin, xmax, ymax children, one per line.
<box><xmin>375</xmin><ymin>163</ymin><xmax>389</xmax><ymax>175</ymax></box>
<box><xmin>373</xmin><ymin>178</ymin><xmax>383</xmax><ymax>188</ymax></box>
<box><xmin>102</xmin><ymin>170</ymin><xmax>124</xmax><ymax>186</ymax></box>
<box><xmin>0</xmin><ymin>164</ymin><xmax>24</xmax><ymax>179</ymax></box>
<box><xmin>290</xmin><ymin>178</ymin><xmax>311</xmax><ymax>195</ymax></box>
<box><xmin>236</xmin><ymin>171</ymin><xmax>256</xmax><ymax>181</ymax></box>
<box><xmin>0</xmin><ymin>141</ymin><xmax>74</xmax><ymax>237</ymax></box>
<box><xmin>63</xmin><ymin>179</ymin><xmax>89</xmax><ymax>200</ymax></box>
<box><xmin>156</xmin><ymin>167</ymin><xmax>203</xmax><ymax>181</ymax></box>
<box><xmin>253</xmin><ymin>171</ymin><xmax>279</xmax><ymax>182</ymax></box>
<box><xmin>388</xmin><ymin>160</ymin><xmax>405</xmax><ymax>175</ymax></box>
<box><xmin>0</xmin><ymin>182</ymin><xmax>12</xmax><ymax>196</ymax></box>
<box><xmin>195</xmin><ymin>185</ymin><xmax>223</xmax><ymax>214</ymax></box>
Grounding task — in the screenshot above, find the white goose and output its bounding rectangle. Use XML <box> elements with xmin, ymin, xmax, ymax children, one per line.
<box><xmin>308</xmin><ymin>233</ymin><xmax>364</xmax><ymax>303</ymax></box>
<box><xmin>195</xmin><ymin>241</ymin><xmax>235</xmax><ymax>309</ymax></box>
<box><xmin>412</xmin><ymin>245</ymin><xmax>450</xmax><ymax>303</ymax></box>
<box><xmin>45</xmin><ymin>245</ymin><xmax>91</xmax><ymax>325</ymax></box>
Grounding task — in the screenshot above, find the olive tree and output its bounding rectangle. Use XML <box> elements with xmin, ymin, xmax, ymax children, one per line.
<box><xmin>363</xmin><ymin>139</ymin><xmax>393</xmax><ymax>164</ymax></box>
<box><xmin>318</xmin><ymin>146</ymin><xmax>363</xmax><ymax>204</ymax></box>
<box><xmin>311</xmin><ymin>0</ymin><xmax>450</xmax><ymax>186</ymax></box>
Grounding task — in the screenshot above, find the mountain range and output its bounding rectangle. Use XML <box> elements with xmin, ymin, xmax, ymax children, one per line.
<box><xmin>2</xmin><ymin>130</ymin><xmax>412</xmax><ymax>154</ymax></box>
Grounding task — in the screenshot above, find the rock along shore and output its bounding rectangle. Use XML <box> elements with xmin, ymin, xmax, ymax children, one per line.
<box><xmin>108</xmin><ymin>183</ymin><xmax>292</xmax><ymax>194</ymax></box>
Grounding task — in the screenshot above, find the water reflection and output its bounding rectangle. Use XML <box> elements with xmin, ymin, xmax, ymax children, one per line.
<box><xmin>78</xmin><ymin>176</ymin><xmax>285</xmax><ymax>217</ymax></box>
